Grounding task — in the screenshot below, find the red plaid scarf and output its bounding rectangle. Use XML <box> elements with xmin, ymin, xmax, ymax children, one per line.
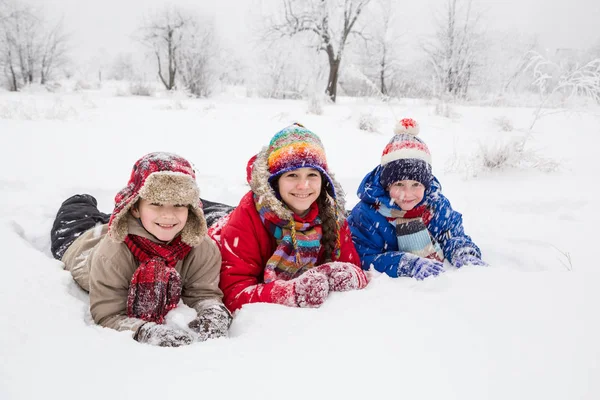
<box><xmin>124</xmin><ymin>234</ymin><xmax>192</xmax><ymax>324</ymax></box>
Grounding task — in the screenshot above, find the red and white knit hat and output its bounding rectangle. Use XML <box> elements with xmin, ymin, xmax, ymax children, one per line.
<box><xmin>107</xmin><ymin>152</ymin><xmax>207</xmax><ymax>246</ymax></box>
<box><xmin>380</xmin><ymin>118</ymin><xmax>433</xmax><ymax>188</ymax></box>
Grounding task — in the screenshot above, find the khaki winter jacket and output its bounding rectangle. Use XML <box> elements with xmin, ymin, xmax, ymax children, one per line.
<box><xmin>62</xmin><ymin>214</ymin><xmax>224</xmax><ymax>333</ymax></box>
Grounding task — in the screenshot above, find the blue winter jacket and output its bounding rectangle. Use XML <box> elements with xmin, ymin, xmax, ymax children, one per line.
<box><xmin>347</xmin><ymin>165</ymin><xmax>481</xmax><ymax>277</ymax></box>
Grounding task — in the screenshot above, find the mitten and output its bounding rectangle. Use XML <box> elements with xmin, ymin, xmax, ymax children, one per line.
<box><xmin>188</xmin><ymin>305</ymin><xmax>232</xmax><ymax>342</ymax></box>
<box><xmin>398</xmin><ymin>253</ymin><xmax>444</xmax><ymax>280</ymax></box>
<box><xmin>273</xmin><ymin>269</ymin><xmax>329</xmax><ymax>308</ymax></box>
<box><xmin>294</xmin><ymin>269</ymin><xmax>330</xmax><ymax>307</ymax></box>
<box><xmin>454</xmin><ymin>254</ymin><xmax>488</xmax><ymax>268</ymax></box>
<box><xmin>313</xmin><ymin>262</ymin><xmax>368</xmax><ymax>292</ymax></box>
<box><xmin>134</xmin><ymin>322</ymin><xmax>195</xmax><ymax>347</ymax></box>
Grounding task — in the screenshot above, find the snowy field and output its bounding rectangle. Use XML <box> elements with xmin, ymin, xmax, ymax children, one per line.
<box><xmin>1</xmin><ymin>83</ymin><xmax>599</xmax><ymax>400</ymax></box>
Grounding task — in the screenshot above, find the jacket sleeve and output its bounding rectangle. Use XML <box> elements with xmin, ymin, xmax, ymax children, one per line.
<box><xmin>425</xmin><ymin>179</ymin><xmax>482</xmax><ymax>264</ymax></box>
<box><xmin>218</xmin><ymin>198</ymin><xmax>290</xmax><ymax>312</ymax></box>
<box><xmin>180</xmin><ymin>237</ymin><xmax>225</xmax><ymax>310</ymax></box>
<box><xmin>88</xmin><ymin>242</ymin><xmax>146</xmax><ymax>333</ymax></box>
<box><xmin>347</xmin><ymin>202</ymin><xmax>404</xmax><ymax>278</ymax></box>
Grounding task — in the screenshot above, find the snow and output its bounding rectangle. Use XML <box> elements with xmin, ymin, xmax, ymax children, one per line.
<box><xmin>1</xmin><ymin>83</ymin><xmax>599</xmax><ymax>400</ymax></box>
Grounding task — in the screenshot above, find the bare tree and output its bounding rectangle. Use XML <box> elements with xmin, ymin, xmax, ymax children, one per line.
<box><xmin>40</xmin><ymin>19</ymin><xmax>69</xmax><ymax>84</ymax></box>
<box><xmin>0</xmin><ymin>0</ymin><xmax>70</xmax><ymax>89</ymax></box>
<box><xmin>138</xmin><ymin>7</ymin><xmax>189</xmax><ymax>90</ymax></box>
<box><xmin>255</xmin><ymin>37</ymin><xmax>321</xmax><ymax>99</ymax></box>
<box><xmin>421</xmin><ymin>0</ymin><xmax>484</xmax><ymax>99</ymax></box>
<box><xmin>109</xmin><ymin>53</ymin><xmax>135</xmax><ymax>81</ymax></box>
<box><xmin>268</xmin><ymin>0</ymin><xmax>371</xmax><ymax>102</ymax></box>
<box><xmin>358</xmin><ymin>0</ymin><xmax>402</xmax><ymax>96</ymax></box>
<box><xmin>177</xmin><ymin>18</ymin><xmax>218</xmax><ymax>97</ymax></box>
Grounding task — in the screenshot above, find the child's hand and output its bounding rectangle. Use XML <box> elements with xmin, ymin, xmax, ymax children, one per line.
<box><xmin>313</xmin><ymin>262</ymin><xmax>368</xmax><ymax>292</ymax></box>
<box><xmin>294</xmin><ymin>269</ymin><xmax>330</xmax><ymax>307</ymax></box>
<box><xmin>398</xmin><ymin>253</ymin><xmax>444</xmax><ymax>280</ymax></box>
<box><xmin>274</xmin><ymin>269</ymin><xmax>330</xmax><ymax>308</ymax></box>
<box><xmin>134</xmin><ymin>322</ymin><xmax>194</xmax><ymax>347</ymax></box>
<box><xmin>454</xmin><ymin>254</ymin><xmax>488</xmax><ymax>268</ymax></box>
<box><xmin>188</xmin><ymin>305</ymin><xmax>232</xmax><ymax>341</ymax></box>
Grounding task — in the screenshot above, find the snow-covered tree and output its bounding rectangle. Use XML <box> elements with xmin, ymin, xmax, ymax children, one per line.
<box><xmin>137</xmin><ymin>6</ymin><xmax>220</xmax><ymax>96</ymax></box>
<box><xmin>0</xmin><ymin>0</ymin><xmax>69</xmax><ymax>90</ymax></box>
<box><xmin>39</xmin><ymin>18</ymin><xmax>69</xmax><ymax>85</ymax></box>
<box><xmin>109</xmin><ymin>53</ymin><xmax>136</xmax><ymax>81</ymax></box>
<box><xmin>421</xmin><ymin>0</ymin><xmax>484</xmax><ymax>99</ymax></box>
<box><xmin>358</xmin><ymin>0</ymin><xmax>402</xmax><ymax>96</ymax></box>
<box><xmin>137</xmin><ymin>6</ymin><xmax>188</xmax><ymax>91</ymax></box>
<box><xmin>177</xmin><ymin>18</ymin><xmax>219</xmax><ymax>97</ymax></box>
<box><xmin>267</xmin><ymin>0</ymin><xmax>371</xmax><ymax>102</ymax></box>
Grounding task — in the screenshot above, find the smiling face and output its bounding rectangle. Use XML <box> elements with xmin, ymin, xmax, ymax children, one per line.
<box><xmin>388</xmin><ymin>180</ymin><xmax>425</xmax><ymax>211</ymax></box>
<box><xmin>277</xmin><ymin>167</ymin><xmax>322</xmax><ymax>217</ymax></box>
<box><xmin>131</xmin><ymin>198</ymin><xmax>189</xmax><ymax>242</ymax></box>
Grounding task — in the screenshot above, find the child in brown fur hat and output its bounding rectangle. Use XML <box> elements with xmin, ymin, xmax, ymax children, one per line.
<box><xmin>50</xmin><ymin>152</ymin><xmax>231</xmax><ymax>347</ymax></box>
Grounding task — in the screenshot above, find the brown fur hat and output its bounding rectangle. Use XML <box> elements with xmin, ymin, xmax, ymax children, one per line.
<box><xmin>107</xmin><ymin>152</ymin><xmax>207</xmax><ymax>246</ymax></box>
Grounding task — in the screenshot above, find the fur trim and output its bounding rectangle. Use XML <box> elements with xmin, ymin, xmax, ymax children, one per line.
<box><xmin>250</xmin><ymin>148</ymin><xmax>346</xmax><ymax>225</ymax></box>
<box><xmin>108</xmin><ymin>172</ymin><xmax>207</xmax><ymax>246</ymax></box>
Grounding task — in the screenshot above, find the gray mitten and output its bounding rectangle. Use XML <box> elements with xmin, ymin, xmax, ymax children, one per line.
<box><xmin>188</xmin><ymin>305</ymin><xmax>232</xmax><ymax>342</ymax></box>
<box><xmin>134</xmin><ymin>322</ymin><xmax>195</xmax><ymax>347</ymax></box>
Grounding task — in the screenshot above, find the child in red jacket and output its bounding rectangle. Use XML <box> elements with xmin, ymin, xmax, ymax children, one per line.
<box><xmin>210</xmin><ymin>123</ymin><xmax>368</xmax><ymax>312</ymax></box>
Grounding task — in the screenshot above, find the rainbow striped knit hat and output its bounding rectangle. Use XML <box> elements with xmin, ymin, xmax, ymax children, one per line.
<box><xmin>380</xmin><ymin>118</ymin><xmax>433</xmax><ymax>188</ymax></box>
<box><xmin>266</xmin><ymin>123</ymin><xmax>336</xmax><ymax>198</ymax></box>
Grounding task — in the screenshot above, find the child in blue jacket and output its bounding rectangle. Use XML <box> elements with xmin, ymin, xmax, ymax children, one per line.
<box><xmin>347</xmin><ymin>118</ymin><xmax>487</xmax><ymax>280</ymax></box>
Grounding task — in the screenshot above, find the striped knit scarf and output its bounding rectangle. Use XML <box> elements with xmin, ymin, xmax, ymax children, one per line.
<box><xmin>255</xmin><ymin>195</ymin><xmax>322</xmax><ymax>283</ymax></box>
<box><xmin>377</xmin><ymin>202</ymin><xmax>444</xmax><ymax>262</ymax></box>
<box><xmin>124</xmin><ymin>234</ymin><xmax>192</xmax><ymax>324</ymax></box>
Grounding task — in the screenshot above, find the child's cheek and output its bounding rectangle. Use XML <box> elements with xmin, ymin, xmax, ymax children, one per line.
<box><xmin>389</xmin><ymin>187</ymin><xmax>403</xmax><ymax>200</ymax></box>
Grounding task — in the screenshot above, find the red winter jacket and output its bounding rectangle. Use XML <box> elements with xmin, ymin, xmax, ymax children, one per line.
<box><xmin>216</xmin><ymin>191</ymin><xmax>362</xmax><ymax>312</ymax></box>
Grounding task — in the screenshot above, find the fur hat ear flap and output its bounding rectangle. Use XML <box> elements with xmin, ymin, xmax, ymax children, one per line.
<box><xmin>109</xmin><ymin>196</ymin><xmax>140</xmax><ymax>242</ymax></box>
<box><xmin>179</xmin><ymin>207</ymin><xmax>207</xmax><ymax>247</ymax></box>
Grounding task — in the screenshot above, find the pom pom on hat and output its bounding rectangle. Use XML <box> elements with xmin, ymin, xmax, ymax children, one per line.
<box><xmin>380</xmin><ymin>118</ymin><xmax>432</xmax><ymax>189</ymax></box>
<box><xmin>394</xmin><ymin>118</ymin><xmax>420</xmax><ymax>135</ymax></box>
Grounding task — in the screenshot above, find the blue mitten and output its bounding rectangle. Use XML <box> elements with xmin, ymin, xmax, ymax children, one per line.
<box><xmin>398</xmin><ymin>253</ymin><xmax>444</xmax><ymax>280</ymax></box>
<box><xmin>454</xmin><ymin>254</ymin><xmax>488</xmax><ymax>268</ymax></box>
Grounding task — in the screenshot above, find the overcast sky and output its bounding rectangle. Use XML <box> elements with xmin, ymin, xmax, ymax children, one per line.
<box><xmin>28</xmin><ymin>0</ymin><xmax>600</xmax><ymax>68</ymax></box>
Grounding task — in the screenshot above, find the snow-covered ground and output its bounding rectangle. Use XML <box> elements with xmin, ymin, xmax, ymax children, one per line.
<box><xmin>1</xmin><ymin>83</ymin><xmax>599</xmax><ymax>400</ymax></box>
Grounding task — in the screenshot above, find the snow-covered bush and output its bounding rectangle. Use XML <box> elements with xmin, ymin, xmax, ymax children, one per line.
<box><xmin>44</xmin><ymin>81</ymin><xmax>63</xmax><ymax>93</ymax></box>
<box><xmin>445</xmin><ymin>133</ymin><xmax>559</xmax><ymax>176</ymax></box>
<box><xmin>45</xmin><ymin>98</ymin><xmax>79</xmax><ymax>119</ymax></box>
<box><xmin>526</xmin><ymin>51</ymin><xmax>600</xmax><ymax>129</ymax></box>
<box><xmin>129</xmin><ymin>81</ymin><xmax>155</xmax><ymax>97</ymax></box>
<box><xmin>0</xmin><ymin>98</ymin><xmax>77</xmax><ymax>120</ymax></box>
<box><xmin>493</xmin><ymin>116</ymin><xmax>513</xmax><ymax>132</ymax></box>
<box><xmin>306</xmin><ymin>93</ymin><xmax>324</xmax><ymax>115</ymax></box>
<box><xmin>74</xmin><ymin>80</ymin><xmax>96</xmax><ymax>91</ymax></box>
<box><xmin>434</xmin><ymin>100</ymin><xmax>459</xmax><ymax>118</ymax></box>
<box><xmin>358</xmin><ymin>112</ymin><xmax>380</xmax><ymax>132</ymax></box>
